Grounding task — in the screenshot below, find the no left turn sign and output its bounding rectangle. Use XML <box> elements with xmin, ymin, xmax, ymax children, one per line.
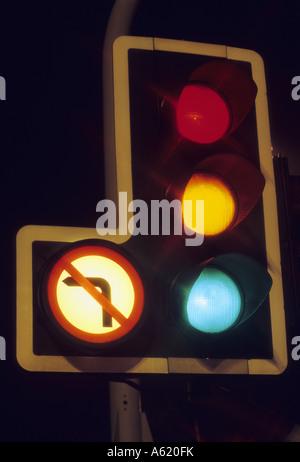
<box><xmin>47</xmin><ymin>245</ymin><xmax>144</xmax><ymax>344</ymax></box>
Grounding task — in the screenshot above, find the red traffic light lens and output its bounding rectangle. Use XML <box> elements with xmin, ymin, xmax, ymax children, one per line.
<box><xmin>176</xmin><ymin>84</ymin><xmax>230</xmax><ymax>144</ymax></box>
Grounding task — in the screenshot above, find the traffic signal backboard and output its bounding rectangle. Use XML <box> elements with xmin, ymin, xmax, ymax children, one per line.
<box><xmin>16</xmin><ymin>36</ymin><xmax>288</xmax><ymax>375</ymax></box>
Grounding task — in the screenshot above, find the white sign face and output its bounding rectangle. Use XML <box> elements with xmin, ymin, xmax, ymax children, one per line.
<box><xmin>57</xmin><ymin>256</ymin><xmax>135</xmax><ymax>334</ymax></box>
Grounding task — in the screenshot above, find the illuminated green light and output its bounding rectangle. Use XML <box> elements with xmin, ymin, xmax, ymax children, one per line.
<box><xmin>186</xmin><ymin>267</ymin><xmax>242</xmax><ymax>333</ymax></box>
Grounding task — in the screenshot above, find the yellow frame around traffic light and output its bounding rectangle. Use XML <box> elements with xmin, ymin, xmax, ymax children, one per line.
<box><xmin>112</xmin><ymin>36</ymin><xmax>287</xmax><ymax>375</ymax></box>
<box><xmin>16</xmin><ymin>36</ymin><xmax>287</xmax><ymax>375</ymax></box>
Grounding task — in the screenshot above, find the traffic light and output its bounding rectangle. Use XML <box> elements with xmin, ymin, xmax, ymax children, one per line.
<box><xmin>16</xmin><ymin>36</ymin><xmax>287</xmax><ymax>375</ymax></box>
<box><xmin>109</xmin><ymin>35</ymin><xmax>287</xmax><ymax>375</ymax></box>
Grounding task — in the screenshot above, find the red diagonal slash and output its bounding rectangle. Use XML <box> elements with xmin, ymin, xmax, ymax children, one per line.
<box><xmin>59</xmin><ymin>257</ymin><xmax>129</xmax><ymax>327</ymax></box>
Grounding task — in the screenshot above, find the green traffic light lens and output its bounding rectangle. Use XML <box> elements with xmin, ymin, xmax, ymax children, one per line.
<box><xmin>186</xmin><ymin>267</ymin><xmax>242</xmax><ymax>333</ymax></box>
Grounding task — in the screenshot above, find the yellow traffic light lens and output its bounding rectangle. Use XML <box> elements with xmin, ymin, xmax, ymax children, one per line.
<box><xmin>182</xmin><ymin>172</ymin><xmax>236</xmax><ymax>235</ymax></box>
<box><xmin>186</xmin><ymin>267</ymin><xmax>242</xmax><ymax>333</ymax></box>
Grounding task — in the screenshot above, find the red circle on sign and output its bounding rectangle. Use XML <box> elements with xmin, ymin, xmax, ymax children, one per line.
<box><xmin>47</xmin><ymin>246</ymin><xmax>144</xmax><ymax>344</ymax></box>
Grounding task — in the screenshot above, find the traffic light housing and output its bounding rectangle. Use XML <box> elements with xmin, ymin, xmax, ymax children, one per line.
<box><xmin>16</xmin><ymin>36</ymin><xmax>287</xmax><ymax>375</ymax></box>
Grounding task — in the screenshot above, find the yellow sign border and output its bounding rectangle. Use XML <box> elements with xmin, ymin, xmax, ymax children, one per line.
<box><xmin>16</xmin><ymin>225</ymin><xmax>168</xmax><ymax>373</ymax></box>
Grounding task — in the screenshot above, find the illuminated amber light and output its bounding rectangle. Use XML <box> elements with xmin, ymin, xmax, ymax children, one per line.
<box><xmin>183</xmin><ymin>173</ymin><xmax>236</xmax><ymax>236</ymax></box>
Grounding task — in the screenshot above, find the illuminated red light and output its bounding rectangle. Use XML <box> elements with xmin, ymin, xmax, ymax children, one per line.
<box><xmin>176</xmin><ymin>84</ymin><xmax>231</xmax><ymax>144</ymax></box>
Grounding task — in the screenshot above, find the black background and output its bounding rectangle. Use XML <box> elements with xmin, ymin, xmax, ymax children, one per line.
<box><xmin>0</xmin><ymin>0</ymin><xmax>300</xmax><ymax>442</ymax></box>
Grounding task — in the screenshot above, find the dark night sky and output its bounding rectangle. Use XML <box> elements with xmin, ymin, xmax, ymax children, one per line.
<box><xmin>0</xmin><ymin>0</ymin><xmax>300</xmax><ymax>443</ymax></box>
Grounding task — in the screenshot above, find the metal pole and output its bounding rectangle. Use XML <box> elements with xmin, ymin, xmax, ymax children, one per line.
<box><xmin>109</xmin><ymin>380</ymin><xmax>142</xmax><ymax>442</ymax></box>
<box><xmin>102</xmin><ymin>0</ymin><xmax>140</xmax><ymax>204</ymax></box>
<box><xmin>102</xmin><ymin>0</ymin><xmax>146</xmax><ymax>443</ymax></box>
